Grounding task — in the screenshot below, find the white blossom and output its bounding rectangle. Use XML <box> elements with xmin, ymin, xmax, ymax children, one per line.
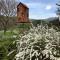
<box><xmin>16</xmin><ymin>25</ymin><xmax>60</xmax><ymax>60</ymax></box>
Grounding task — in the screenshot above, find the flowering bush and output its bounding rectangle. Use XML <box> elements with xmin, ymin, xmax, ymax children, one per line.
<box><xmin>16</xmin><ymin>24</ymin><xmax>60</xmax><ymax>60</ymax></box>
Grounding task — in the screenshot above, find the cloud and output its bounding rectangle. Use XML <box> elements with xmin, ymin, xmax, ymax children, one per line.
<box><xmin>25</xmin><ymin>3</ymin><xmax>56</xmax><ymax>19</ymax></box>
<box><xmin>45</xmin><ymin>5</ymin><xmax>52</xmax><ymax>10</ymax></box>
<box><xmin>26</xmin><ymin>2</ymin><xmax>46</xmax><ymax>9</ymax></box>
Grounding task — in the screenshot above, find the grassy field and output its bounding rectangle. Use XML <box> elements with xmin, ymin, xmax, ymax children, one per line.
<box><xmin>0</xmin><ymin>23</ymin><xmax>31</xmax><ymax>60</ymax></box>
<box><xmin>0</xmin><ymin>30</ymin><xmax>19</xmax><ymax>60</ymax></box>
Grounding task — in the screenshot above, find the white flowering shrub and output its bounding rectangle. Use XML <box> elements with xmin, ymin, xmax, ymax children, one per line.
<box><xmin>16</xmin><ymin>24</ymin><xmax>60</xmax><ymax>60</ymax></box>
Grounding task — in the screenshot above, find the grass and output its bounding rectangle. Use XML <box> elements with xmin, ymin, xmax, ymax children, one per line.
<box><xmin>0</xmin><ymin>30</ymin><xmax>18</xmax><ymax>60</ymax></box>
<box><xmin>0</xmin><ymin>24</ymin><xmax>31</xmax><ymax>60</ymax></box>
<box><xmin>0</xmin><ymin>40</ymin><xmax>16</xmax><ymax>60</ymax></box>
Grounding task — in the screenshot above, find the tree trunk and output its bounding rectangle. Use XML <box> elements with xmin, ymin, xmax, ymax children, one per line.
<box><xmin>4</xmin><ymin>26</ymin><xmax>7</xmax><ymax>34</ymax></box>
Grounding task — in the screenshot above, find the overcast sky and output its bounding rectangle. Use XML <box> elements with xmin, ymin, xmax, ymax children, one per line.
<box><xmin>18</xmin><ymin>0</ymin><xmax>58</xmax><ymax>19</ymax></box>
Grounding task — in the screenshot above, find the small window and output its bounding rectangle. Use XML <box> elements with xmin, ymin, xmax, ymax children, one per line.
<box><xmin>25</xmin><ymin>9</ymin><xmax>29</xmax><ymax>17</ymax></box>
<box><xmin>17</xmin><ymin>8</ymin><xmax>19</xmax><ymax>12</ymax></box>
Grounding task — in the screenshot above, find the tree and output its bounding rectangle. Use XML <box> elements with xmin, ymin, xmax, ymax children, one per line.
<box><xmin>56</xmin><ymin>1</ymin><xmax>60</xmax><ymax>21</ymax></box>
<box><xmin>0</xmin><ymin>0</ymin><xmax>17</xmax><ymax>34</ymax></box>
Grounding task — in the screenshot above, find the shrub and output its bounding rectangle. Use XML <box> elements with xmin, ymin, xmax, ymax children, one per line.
<box><xmin>16</xmin><ymin>24</ymin><xmax>60</xmax><ymax>60</ymax></box>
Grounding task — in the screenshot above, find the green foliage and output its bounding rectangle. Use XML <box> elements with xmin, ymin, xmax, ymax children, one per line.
<box><xmin>32</xmin><ymin>20</ymin><xmax>49</xmax><ymax>26</ymax></box>
<box><xmin>16</xmin><ymin>23</ymin><xmax>32</xmax><ymax>34</ymax></box>
<box><xmin>17</xmin><ymin>23</ymin><xmax>31</xmax><ymax>29</ymax></box>
<box><xmin>0</xmin><ymin>39</ymin><xmax>16</xmax><ymax>60</ymax></box>
<box><xmin>0</xmin><ymin>30</ymin><xmax>17</xmax><ymax>60</ymax></box>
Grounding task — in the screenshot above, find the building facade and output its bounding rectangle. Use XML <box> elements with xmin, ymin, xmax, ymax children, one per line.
<box><xmin>17</xmin><ymin>2</ymin><xmax>29</xmax><ymax>23</ymax></box>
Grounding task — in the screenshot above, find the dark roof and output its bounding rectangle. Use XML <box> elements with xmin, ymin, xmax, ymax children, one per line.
<box><xmin>17</xmin><ymin>2</ymin><xmax>28</xmax><ymax>8</ymax></box>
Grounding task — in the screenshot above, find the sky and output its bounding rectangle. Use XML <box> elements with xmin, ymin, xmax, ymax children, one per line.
<box><xmin>18</xmin><ymin>0</ymin><xmax>59</xmax><ymax>19</ymax></box>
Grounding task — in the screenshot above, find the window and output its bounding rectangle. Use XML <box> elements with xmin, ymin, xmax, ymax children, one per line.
<box><xmin>17</xmin><ymin>8</ymin><xmax>19</xmax><ymax>12</ymax></box>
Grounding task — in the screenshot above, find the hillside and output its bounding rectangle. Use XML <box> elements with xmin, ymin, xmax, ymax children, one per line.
<box><xmin>31</xmin><ymin>17</ymin><xmax>60</xmax><ymax>26</ymax></box>
<box><xmin>31</xmin><ymin>19</ymin><xmax>49</xmax><ymax>26</ymax></box>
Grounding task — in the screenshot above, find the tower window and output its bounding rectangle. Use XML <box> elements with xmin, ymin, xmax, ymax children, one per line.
<box><xmin>17</xmin><ymin>8</ymin><xmax>19</xmax><ymax>12</ymax></box>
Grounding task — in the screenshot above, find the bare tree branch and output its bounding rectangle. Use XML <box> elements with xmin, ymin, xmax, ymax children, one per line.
<box><xmin>0</xmin><ymin>0</ymin><xmax>17</xmax><ymax>34</ymax></box>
